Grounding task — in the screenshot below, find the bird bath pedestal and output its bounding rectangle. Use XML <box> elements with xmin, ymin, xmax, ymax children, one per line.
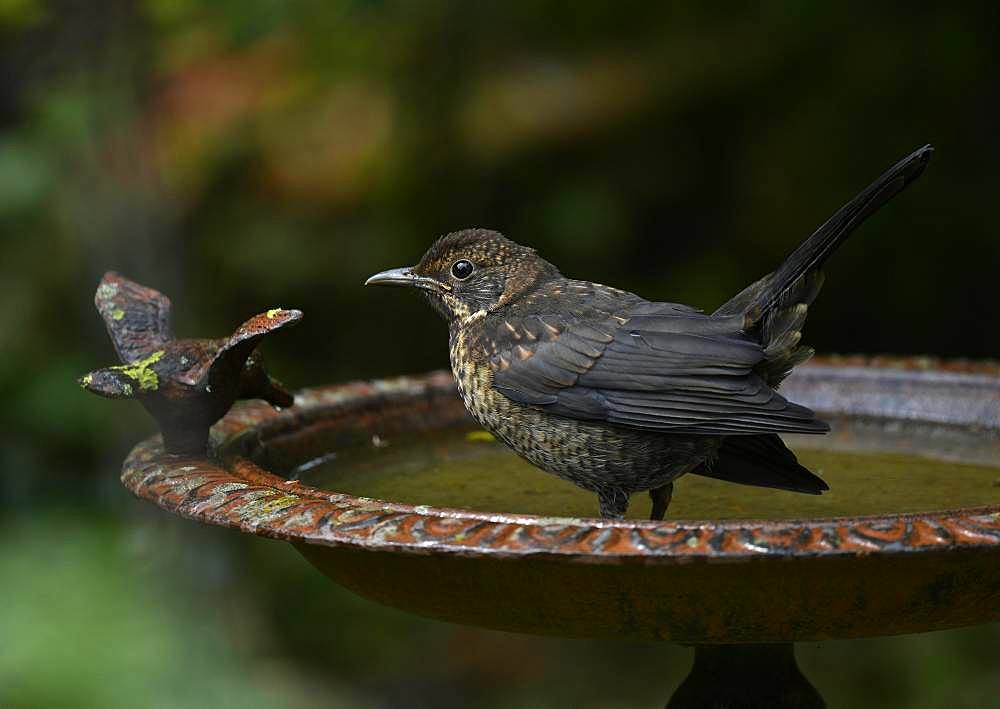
<box><xmin>120</xmin><ymin>358</ymin><xmax>1000</xmax><ymax>707</ymax></box>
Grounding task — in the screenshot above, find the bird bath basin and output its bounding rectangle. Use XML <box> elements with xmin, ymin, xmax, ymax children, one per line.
<box><xmin>121</xmin><ymin>357</ymin><xmax>1000</xmax><ymax>707</ymax></box>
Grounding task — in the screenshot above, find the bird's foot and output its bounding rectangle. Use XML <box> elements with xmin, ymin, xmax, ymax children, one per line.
<box><xmin>649</xmin><ymin>482</ymin><xmax>674</xmax><ymax>521</ymax></box>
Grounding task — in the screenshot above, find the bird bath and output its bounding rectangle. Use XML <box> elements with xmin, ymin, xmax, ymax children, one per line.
<box><xmin>121</xmin><ymin>357</ymin><xmax>1000</xmax><ymax>707</ymax></box>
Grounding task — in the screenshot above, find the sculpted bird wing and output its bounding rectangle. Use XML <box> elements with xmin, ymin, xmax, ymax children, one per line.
<box><xmin>487</xmin><ymin>284</ymin><xmax>828</xmax><ymax>435</ymax></box>
<box><xmin>206</xmin><ymin>308</ymin><xmax>303</xmax><ymax>393</ymax></box>
<box><xmin>95</xmin><ymin>272</ymin><xmax>173</xmax><ymax>364</ymax></box>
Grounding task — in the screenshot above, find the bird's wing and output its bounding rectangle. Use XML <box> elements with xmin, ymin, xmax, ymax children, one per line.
<box><xmin>488</xmin><ymin>298</ymin><xmax>827</xmax><ymax>435</ymax></box>
<box><xmin>95</xmin><ymin>272</ymin><xmax>173</xmax><ymax>363</ymax></box>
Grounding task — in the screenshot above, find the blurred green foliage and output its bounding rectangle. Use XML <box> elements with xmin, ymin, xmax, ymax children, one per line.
<box><xmin>1</xmin><ymin>2</ymin><xmax>997</xmax><ymax>707</ymax></box>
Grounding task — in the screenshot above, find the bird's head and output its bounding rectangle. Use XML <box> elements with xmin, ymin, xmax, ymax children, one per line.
<box><xmin>365</xmin><ymin>229</ymin><xmax>558</xmax><ymax>323</ymax></box>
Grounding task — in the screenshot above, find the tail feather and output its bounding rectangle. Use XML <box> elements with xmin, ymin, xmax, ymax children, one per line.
<box><xmin>694</xmin><ymin>433</ymin><xmax>828</xmax><ymax>495</ymax></box>
<box><xmin>716</xmin><ymin>145</ymin><xmax>932</xmax><ymax>323</ymax></box>
<box><xmin>715</xmin><ymin>145</ymin><xmax>932</xmax><ymax>387</ymax></box>
<box><xmin>747</xmin><ymin>144</ymin><xmax>932</xmax><ymax>322</ymax></box>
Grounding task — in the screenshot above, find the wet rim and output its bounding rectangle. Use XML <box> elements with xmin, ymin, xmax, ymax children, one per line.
<box><xmin>121</xmin><ymin>357</ymin><xmax>1000</xmax><ymax>563</ymax></box>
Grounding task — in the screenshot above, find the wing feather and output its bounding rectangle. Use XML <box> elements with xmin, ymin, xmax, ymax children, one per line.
<box><xmin>489</xmin><ymin>286</ymin><xmax>827</xmax><ymax>436</ymax></box>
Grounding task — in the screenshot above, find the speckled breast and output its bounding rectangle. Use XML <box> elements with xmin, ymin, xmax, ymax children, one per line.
<box><xmin>448</xmin><ymin>325</ymin><xmax>715</xmax><ymax>495</ymax></box>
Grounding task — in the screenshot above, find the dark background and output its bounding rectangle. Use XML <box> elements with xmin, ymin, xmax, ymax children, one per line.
<box><xmin>1</xmin><ymin>3</ymin><xmax>998</xmax><ymax>707</ymax></box>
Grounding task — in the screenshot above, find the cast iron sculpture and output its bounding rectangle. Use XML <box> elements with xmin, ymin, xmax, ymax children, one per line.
<box><xmin>366</xmin><ymin>145</ymin><xmax>932</xmax><ymax>519</ymax></box>
<box><xmin>80</xmin><ymin>272</ymin><xmax>302</xmax><ymax>454</ymax></box>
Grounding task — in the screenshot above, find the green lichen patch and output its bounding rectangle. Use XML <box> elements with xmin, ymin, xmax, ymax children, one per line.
<box><xmin>235</xmin><ymin>493</ymin><xmax>300</xmax><ymax>523</ymax></box>
<box><xmin>80</xmin><ymin>373</ymin><xmax>93</xmax><ymax>389</ymax></box>
<box><xmin>266</xmin><ymin>308</ymin><xmax>283</xmax><ymax>319</ymax></box>
<box><xmin>112</xmin><ymin>308</ymin><xmax>125</xmax><ymax>321</ymax></box>
<box><xmin>109</xmin><ymin>350</ymin><xmax>165</xmax><ymax>392</ymax></box>
<box><xmin>255</xmin><ymin>494</ymin><xmax>299</xmax><ymax>514</ymax></box>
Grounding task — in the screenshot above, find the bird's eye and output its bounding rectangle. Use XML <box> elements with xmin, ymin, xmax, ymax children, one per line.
<box><xmin>450</xmin><ymin>259</ymin><xmax>474</xmax><ymax>280</ymax></box>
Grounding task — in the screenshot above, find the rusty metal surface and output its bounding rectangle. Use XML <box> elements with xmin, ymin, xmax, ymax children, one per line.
<box><xmin>81</xmin><ymin>272</ymin><xmax>302</xmax><ymax>454</ymax></box>
<box><xmin>120</xmin><ymin>359</ymin><xmax>1000</xmax><ymax>562</ymax></box>
<box><xmin>119</xmin><ymin>358</ymin><xmax>1000</xmax><ymax>641</ymax></box>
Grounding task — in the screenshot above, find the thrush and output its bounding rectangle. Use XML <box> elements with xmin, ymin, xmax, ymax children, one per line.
<box><xmin>367</xmin><ymin>145</ymin><xmax>932</xmax><ymax>519</ymax></box>
<box><xmin>80</xmin><ymin>272</ymin><xmax>302</xmax><ymax>455</ymax></box>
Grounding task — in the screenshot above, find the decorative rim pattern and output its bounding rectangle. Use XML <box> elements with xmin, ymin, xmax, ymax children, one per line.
<box><xmin>121</xmin><ymin>358</ymin><xmax>1000</xmax><ymax>563</ymax></box>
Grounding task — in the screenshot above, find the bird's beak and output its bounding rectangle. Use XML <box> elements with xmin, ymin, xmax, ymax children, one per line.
<box><xmin>364</xmin><ymin>266</ymin><xmax>443</xmax><ymax>291</ymax></box>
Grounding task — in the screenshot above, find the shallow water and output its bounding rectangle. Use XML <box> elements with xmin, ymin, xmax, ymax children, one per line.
<box><xmin>296</xmin><ymin>427</ymin><xmax>1000</xmax><ymax>520</ymax></box>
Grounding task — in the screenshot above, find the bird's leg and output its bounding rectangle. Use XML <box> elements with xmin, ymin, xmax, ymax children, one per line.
<box><xmin>649</xmin><ymin>482</ymin><xmax>674</xmax><ymax>521</ymax></box>
<box><xmin>597</xmin><ymin>487</ymin><xmax>629</xmax><ymax>519</ymax></box>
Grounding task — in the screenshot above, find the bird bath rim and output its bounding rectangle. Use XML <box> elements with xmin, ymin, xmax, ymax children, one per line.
<box><xmin>120</xmin><ymin>356</ymin><xmax>1000</xmax><ymax>564</ymax></box>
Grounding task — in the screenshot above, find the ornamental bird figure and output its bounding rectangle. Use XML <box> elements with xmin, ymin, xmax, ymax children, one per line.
<box><xmin>366</xmin><ymin>145</ymin><xmax>932</xmax><ymax>519</ymax></box>
<box><xmin>80</xmin><ymin>272</ymin><xmax>301</xmax><ymax>454</ymax></box>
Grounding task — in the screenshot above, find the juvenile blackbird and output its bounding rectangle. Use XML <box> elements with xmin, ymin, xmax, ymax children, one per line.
<box><xmin>367</xmin><ymin>145</ymin><xmax>932</xmax><ymax>519</ymax></box>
